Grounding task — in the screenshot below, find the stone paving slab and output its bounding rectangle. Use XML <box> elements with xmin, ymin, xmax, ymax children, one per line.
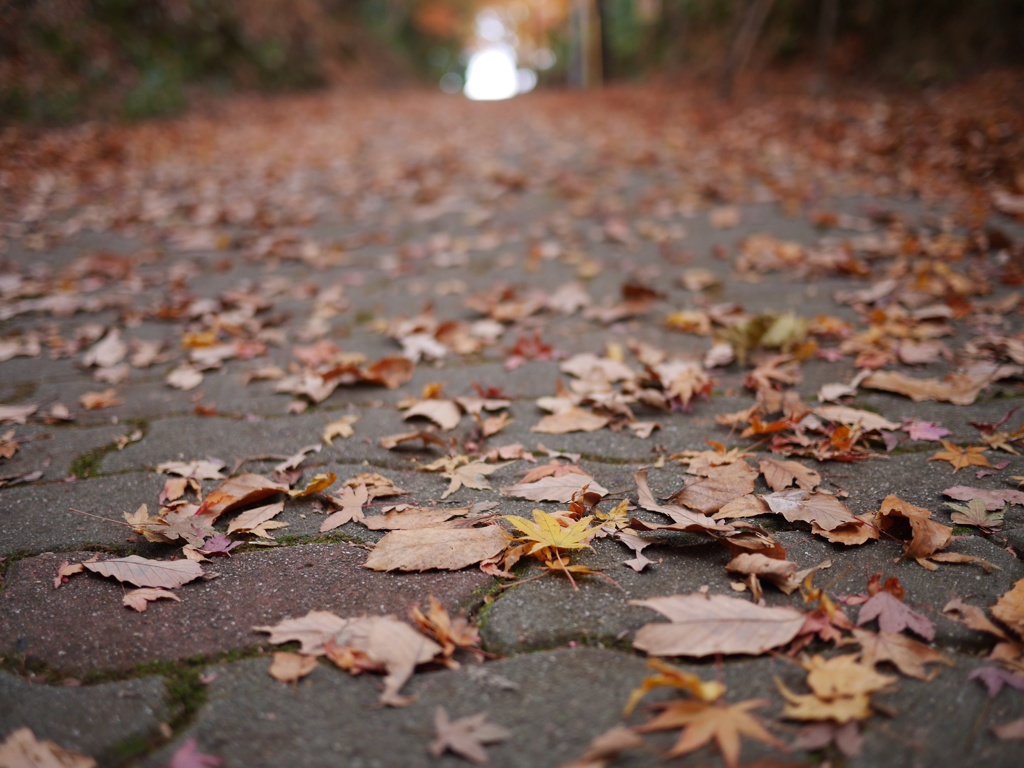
<box><xmin>0</xmin><ymin>671</ymin><xmax>168</xmax><ymax>764</ymax></box>
<box><xmin>0</xmin><ymin>545</ymin><xmax>493</xmax><ymax>674</ymax></box>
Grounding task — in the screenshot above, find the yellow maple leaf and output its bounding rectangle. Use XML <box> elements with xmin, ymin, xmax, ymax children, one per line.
<box><xmin>928</xmin><ymin>440</ymin><xmax>992</xmax><ymax>472</ymax></box>
<box><xmin>636</xmin><ymin>698</ymin><xmax>786</xmax><ymax>767</ymax></box>
<box><xmin>624</xmin><ymin>659</ymin><xmax>726</xmax><ymax>716</ymax></box>
<box><xmin>503</xmin><ymin>510</ymin><xmax>599</xmax><ymax>556</ymax></box>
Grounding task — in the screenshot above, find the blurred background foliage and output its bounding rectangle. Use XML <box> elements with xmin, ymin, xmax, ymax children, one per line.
<box><xmin>1</xmin><ymin>0</ymin><xmax>1022</xmax><ymax>124</ymax></box>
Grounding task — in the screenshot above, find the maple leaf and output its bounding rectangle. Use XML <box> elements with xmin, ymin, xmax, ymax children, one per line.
<box><xmin>322</xmin><ymin>414</ymin><xmax>358</xmax><ymax>444</ymax></box>
<box><xmin>943</xmin><ymin>485</ymin><xmax>1024</xmax><ymax>509</ymax></box>
<box><xmin>901</xmin><ymin>418</ymin><xmax>951</xmax><ymax>442</ymax></box>
<box><xmin>84</xmin><ymin>555</ymin><xmax>203</xmax><ymax>589</ymax></box>
<box><xmin>363</xmin><ymin>526</ymin><xmax>508</xmax><ymax>571</ymax></box>
<box><xmin>321</xmin><ymin>483</ymin><xmax>369</xmax><ymax>531</ymax></box>
<box><xmin>198</xmin><ymin>533</ymin><xmax>242</xmax><ymax>557</ymax></box>
<box><xmin>857</xmin><ymin>591</ymin><xmax>935</xmax><ymax>641</ymax></box>
<box><xmin>441</xmin><ymin>460</ymin><xmax>508</xmax><ymax>499</ymax></box>
<box><xmin>254</xmin><ymin>611</ymin><xmax>349</xmax><ymax>655</ymax></box>
<box><xmin>968</xmin><ymin>667</ymin><xmax>1024</xmax><ymax>698</ymax></box>
<box><xmin>945</xmin><ymin>498</ymin><xmax>1005</xmax><ymax>530</ymax></box>
<box><xmin>503</xmin><ymin>510</ymin><xmax>599</xmax><ymax>556</ymax></box>
<box><xmin>776</xmin><ymin>679</ymin><xmax>872</xmax><ymax>724</ymax></box>
<box><xmin>268</xmin><ymin>651</ymin><xmax>318</xmax><ymax>684</ymax></box>
<box><xmin>635</xmin><ymin>697</ymin><xmax>786</xmax><ymax>767</ymax></box>
<box><xmin>929</xmin><ymin>440</ymin><xmax>993</xmax><ymax>472</ymax></box>
<box><xmin>803</xmin><ymin>654</ymin><xmax>897</xmax><ymax>699</ymax></box>
<box><xmin>631</xmin><ymin>594</ymin><xmax>805</xmax><ymax>657</ymax></box>
<box><xmin>227</xmin><ymin>501</ymin><xmax>286</xmax><ymax>535</ymax></box>
<box><xmin>410</xmin><ymin>596</ymin><xmax>482</xmax><ymax>659</ymax></box>
<box><xmin>123</xmin><ymin>587</ymin><xmax>181</xmax><ymax>612</ymax></box>
<box><xmin>0</xmin><ymin>728</ymin><xmax>96</xmax><ymax>768</ymax></box>
<box><xmin>168</xmin><ymin>737</ymin><xmax>224</xmax><ymax>768</ymax></box>
<box><xmin>428</xmin><ymin>707</ymin><xmax>511</xmax><ymax>765</ymax></box>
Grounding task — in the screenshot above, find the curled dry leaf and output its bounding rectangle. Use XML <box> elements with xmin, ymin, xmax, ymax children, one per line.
<box><xmin>634</xmin><ymin>469</ymin><xmax>734</xmax><ymax>533</ymax></box>
<box><xmin>762</xmin><ymin>489</ymin><xmax>858</xmax><ymax>532</ymax></box>
<box><xmin>54</xmin><ymin>561</ymin><xmax>85</xmax><ymax>588</ymax></box>
<box><xmin>631</xmin><ymin>593</ymin><xmax>805</xmax><ymax>657</ymax></box>
<box><xmin>227</xmin><ymin>501</ymin><xmax>285</xmax><ymax>535</ymax></box>
<box><xmin>876</xmin><ymin>494</ymin><xmax>952</xmax><ymax>561</ymax></box>
<box><xmin>196</xmin><ymin>473</ymin><xmax>288</xmax><ymax>521</ymax></box>
<box><xmin>669</xmin><ymin>461</ymin><xmax>758</xmax><ymax>515</ymax></box>
<box><xmin>403</xmin><ymin>399</ymin><xmax>462</xmax><ymax>431</ymax></box>
<box><xmin>0</xmin><ymin>727</ymin><xmax>96</xmax><ymax>768</ymax></box>
<box><xmin>851</xmin><ymin>628</ymin><xmax>952</xmax><ymax>680</ymax></box>
<box><xmin>531</xmin><ymin>406</ymin><xmax>610</xmax><ymax>434</ymax></box>
<box><xmin>758</xmin><ymin>458</ymin><xmax>821</xmax><ymax>492</ymax></box>
<box><xmin>289</xmin><ymin>471</ymin><xmax>337</xmax><ymax>498</ymax></box>
<box><xmin>123</xmin><ymin>587</ymin><xmax>181</xmax><ymax>612</ymax></box>
<box><xmin>862</xmin><ymin>366</ymin><xmax>1022</xmax><ymax>406</ymax></box>
<box><xmin>268</xmin><ymin>651</ymin><xmax>318</xmax><ymax>683</ymax></box>
<box><xmin>84</xmin><ymin>555</ymin><xmax>203</xmax><ymax>589</ymax></box>
<box><xmin>992</xmin><ymin>579</ymin><xmax>1024</xmax><ymax>640</ymax></box>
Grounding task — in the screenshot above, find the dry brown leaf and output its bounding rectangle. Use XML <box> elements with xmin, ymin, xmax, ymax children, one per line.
<box><xmin>876</xmin><ymin>494</ymin><xmax>952</xmax><ymax>560</ymax></box>
<box><xmin>726</xmin><ymin>553</ymin><xmax>801</xmax><ymax>594</ymax></box>
<box><xmin>0</xmin><ymin>727</ymin><xmax>96</xmax><ymax>768</ymax></box>
<box><xmin>714</xmin><ymin>494</ymin><xmax>770</xmax><ymax>520</ymax></box>
<box><xmin>362</xmin><ymin>505</ymin><xmax>475</xmax><ymax>531</ymax></box>
<box><xmin>993</xmin><ymin>719</ymin><xmax>1024</xmax><ymax>740</ymax></box>
<box><xmin>812</xmin><ymin>405</ymin><xmax>899</xmax><ymax>432</ymax></box>
<box><xmin>123</xmin><ymin>587</ymin><xmax>181</xmax><ymax>612</ymax></box>
<box><xmin>762</xmin><ymin>490</ymin><xmax>858</xmax><ymax>531</ymax></box>
<box><xmin>441</xmin><ymin>460</ymin><xmax>508</xmax><ymax>499</ymax></box>
<box><xmin>851</xmin><ymin>628</ymin><xmax>953</xmax><ymax>680</ymax></box>
<box><xmin>227</xmin><ymin>501</ymin><xmax>286</xmax><ymax>535</ymax></box>
<box><xmin>670</xmin><ymin>461</ymin><xmax>757</xmax><ymax>514</ymax></box>
<box><xmin>635</xmin><ymin>697</ymin><xmax>785</xmax><ymax>767</ymax></box>
<box><xmin>379</xmin><ymin>430</ymin><xmax>450</xmax><ymax>451</ymax></box>
<box><xmin>631</xmin><ymin>593</ymin><xmax>805</xmax><ymax>657</ymax></box>
<box><xmin>321</xmin><ymin>483</ymin><xmax>369</xmax><ymax>531</ymax></box>
<box><xmin>777</xmin><ymin>679</ymin><xmax>873</xmax><ymax>723</ymax></box>
<box><xmin>803</xmin><ymin>654</ymin><xmax>897</xmax><ymax>699</ymax></box>
<box><xmin>531</xmin><ymin>406</ymin><xmax>609</xmax><ymax>434</ymax></box>
<box><xmin>268</xmin><ymin>651</ymin><xmax>318</xmax><ymax>683</ymax></box>
<box><xmin>403</xmin><ymin>399</ymin><xmax>462</xmax><ymax>431</ymax></box>
<box><xmin>84</xmin><ymin>555</ymin><xmax>203</xmax><ymax>589</ymax></box>
<box><xmin>633</xmin><ymin>469</ymin><xmax>734</xmax><ymax>533</ymax></box>
<box><xmin>363</xmin><ymin>356</ymin><xmax>415</xmax><ymax>389</ymax></box>
<box><xmin>501</xmin><ymin>472</ymin><xmax>608</xmax><ymax>503</ymax></box>
<box><xmin>428</xmin><ymin>707</ymin><xmax>511</xmax><ymax>765</ymax></box>
<box><xmin>0</xmin><ymin>403</ymin><xmax>38</xmax><ymax>424</ymax></box>
<box><xmin>942</xmin><ymin>598</ymin><xmax>1010</xmax><ymax>640</ymax></box>
<box><xmin>928</xmin><ymin>441</ymin><xmax>993</xmax><ymax>472</ymax></box>
<box><xmin>559</xmin><ymin>725</ymin><xmax>647</xmax><ymax>768</ymax></box>
<box><xmin>166</xmin><ymin>364</ymin><xmax>204</xmax><ymax>391</ymax></box>
<box><xmin>196</xmin><ymin>473</ymin><xmax>288</xmax><ymax>521</ymax></box>
<box><xmin>811</xmin><ymin>512</ymin><xmax>880</xmax><ymax>546</ymax></box>
<box><xmin>79</xmin><ymin>388</ymin><xmax>122</xmax><ymax>410</ymax></box>
<box><xmin>862</xmin><ymin>366</ymin><xmax>1022</xmax><ymax>405</ymax></box>
<box><xmin>156</xmin><ymin>459</ymin><xmax>226</xmax><ymax>480</ymax></box>
<box><xmin>758</xmin><ymin>458</ymin><xmax>821</xmax><ymax>492</ymax></box>
<box><xmin>363</xmin><ymin>526</ymin><xmax>508</xmax><ymax>571</ymax></box>
<box><xmin>322</xmin><ymin>415</ymin><xmax>358</xmax><ymax>444</ymax></box>
<box><xmin>993</xmin><ymin>580</ymin><xmax>1024</xmax><ymax>640</ymax></box>
<box><xmin>289</xmin><ymin>471</ymin><xmax>337</xmax><ymax>498</ymax></box>
<box><xmin>254</xmin><ymin>611</ymin><xmax>349</xmax><ymax>655</ymax></box>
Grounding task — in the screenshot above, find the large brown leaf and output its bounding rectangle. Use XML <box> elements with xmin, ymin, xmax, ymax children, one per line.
<box><xmin>501</xmin><ymin>472</ymin><xmax>608</xmax><ymax>503</ymax></box>
<box><xmin>363</xmin><ymin>526</ymin><xmax>508</xmax><ymax>571</ymax></box>
<box><xmin>631</xmin><ymin>594</ymin><xmax>805</xmax><ymax>657</ymax></box>
<box><xmin>196</xmin><ymin>473</ymin><xmax>288</xmax><ymax>521</ymax></box>
<box><xmin>762</xmin><ymin>489</ymin><xmax>857</xmax><ymax>531</ymax></box>
<box><xmin>669</xmin><ymin>461</ymin><xmax>757</xmax><ymax>514</ymax></box>
<box><xmin>83</xmin><ymin>555</ymin><xmax>203</xmax><ymax>589</ymax></box>
<box><xmin>634</xmin><ymin>469</ymin><xmax>733</xmax><ymax>533</ymax></box>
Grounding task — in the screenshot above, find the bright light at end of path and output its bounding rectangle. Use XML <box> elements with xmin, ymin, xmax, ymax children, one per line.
<box><xmin>464</xmin><ymin>46</ymin><xmax>522</xmax><ymax>101</ymax></box>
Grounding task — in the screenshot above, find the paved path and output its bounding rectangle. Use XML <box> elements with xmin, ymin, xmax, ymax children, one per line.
<box><xmin>1</xmin><ymin>84</ymin><xmax>1023</xmax><ymax>767</ymax></box>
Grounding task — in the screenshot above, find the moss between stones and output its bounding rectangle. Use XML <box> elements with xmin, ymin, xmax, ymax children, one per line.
<box><xmin>69</xmin><ymin>419</ymin><xmax>149</xmax><ymax>478</ymax></box>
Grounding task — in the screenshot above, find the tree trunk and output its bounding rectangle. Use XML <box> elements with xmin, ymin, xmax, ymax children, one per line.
<box><xmin>718</xmin><ymin>0</ymin><xmax>775</xmax><ymax>100</ymax></box>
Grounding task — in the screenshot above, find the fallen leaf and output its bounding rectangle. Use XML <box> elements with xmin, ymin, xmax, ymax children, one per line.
<box><xmin>625</xmin><ymin>658</ymin><xmax>726</xmax><ymax>715</ymax></box>
<box><xmin>945</xmin><ymin>498</ymin><xmax>1005</xmax><ymax>530</ymax></box>
<box><xmin>82</xmin><ymin>329</ymin><xmax>126</xmax><ymax>368</ymax></box>
<box><xmin>777</xmin><ymin>678</ymin><xmax>872</xmax><ymax>723</ymax></box>
<box><xmin>0</xmin><ymin>403</ymin><xmax>38</xmax><ymax>424</ymax></box>
<box><xmin>634</xmin><ymin>469</ymin><xmax>734</xmax><ymax>532</ymax></box>
<box><xmin>876</xmin><ymin>495</ymin><xmax>952</xmax><ymax>560</ymax></box>
<box><xmin>363</xmin><ymin>526</ymin><xmax>509</xmax><ymax>571</ymax></box>
<box><xmin>321</xmin><ymin>483</ymin><xmax>369</xmax><ymax>531</ymax></box>
<box><xmin>168</xmin><ymin>736</ymin><xmax>223</xmax><ymax>768</ymax></box>
<box><xmin>227</xmin><ymin>501</ymin><xmax>286</xmax><ymax>535</ymax></box>
<box><xmin>762</xmin><ymin>489</ymin><xmax>858</xmax><ymax>531</ymax></box>
<box><xmin>322</xmin><ymin>415</ymin><xmax>358</xmax><ymax>444</ymax></box>
<box><xmin>902</xmin><ymin>418</ymin><xmax>952</xmax><ymax>442</ymax></box>
<box><xmin>863</xmin><ymin>366</ymin><xmax>1022</xmax><ymax>405</ymax></box>
<box><xmin>632</xmin><ymin>594</ymin><xmax>805</xmax><ymax>657</ymax></box>
<box><xmin>943</xmin><ymin>486</ymin><xmax>1024</xmax><ymax>510</ymax></box>
<box><xmin>929</xmin><ymin>441</ymin><xmax>993</xmax><ymax>472</ymax></box>
<box><xmin>403</xmin><ymin>399</ymin><xmax>462</xmax><ymax>431</ymax></box>
<box><xmin>851</xmin><ymin>629</ymin><xmax>952</xmax><ymax>680</ymax></box>
<box><xmin>635</xmin><ymin>697</ymin><xmax>785</xmax><ymax>767</ymax></box>
<box><xmin>504</xmin><ymin>510</ymin><xmax>599</xmax><ymax>555</ymax></box>
<box><xmin>993</xmin><ymin>580</ymin><xmax>1024</xmax><ymax>640</ymax></box>
<box><xmin>993</xmin><ymin>719</ymin><xmax>1024</xmax><ymax>740</ymax></box>
<box><xmin>713</xmin><ymin>494</ymin><xmax>770</xmax><ymax>520</ymax></box>
<box><xmin>726</xmin><ymin>552</ymin><xmax>801</xmax><ymax>594</ymax></box>
<box><xmin>79</xmin><ymin>388</ymin><xmax>122</xmax><ymax>410</ymax></box>
<box><xmin>198</xmin><ymin>533</ymin><xmax>242</xmax><ymax>557</ymax></box>
<box><xmin>441</xmin><ymin>460</ymin><xmax>508</xmax><ymax>499</ymax></box>
<box><xmin>289</xmin><ymin>471</ymin><xmax>337</xmax><ymax>498</ymax></box>
<box><xmin>501</xmin><ymin>472</ymin><xmax>608</xmax><ymax>503</ymax></box>
<box><xmin>428</xmin><ymin>707</ymin><xmax>511</xmax><ymax>765</ymax></box>
<box><xmin>156</xmin><ymin>459</ymin><xmax>227</xmax><ymax>480</ymax></box>
<box><xmin>196</xmin><ymin>473</ymin><xmax>288</xmax><ymax>521</ymax></box>
<box><xmin>531</xmin><ymin>406</ymin><xmax>609</xmax><ymax>434</ymax></box>
<box><xmin>410</xmin><ymin>596</ymin><xmax>482</xmax><ymax>659</ymax></box>
<box><xmin>83</xmin><ymin>555</ymin><xmax>203</xmax><ymax>589</ymax></box>
<box><xmin>363</xmin><ymin>505</ymin><xmax>476</xmax><ymax>531</ymax></box>
<box><xmin>123</xmin><ymin>587</ymin><xmax>181</xmax><ymax>612</ymax></box>
<box><xmin>812</xmin><ymin>511</ymin><xmax>880</xmax><ymax>546</ymax></box>
<box><xmin>268</xmin><ymin>651</ymin><xmax>318</xmax><ymax>683</ymax></box>
<box><xmin>813</xmin><ymin>405</ymin><xmax>899</xmax><ymax>432</ymax></box>
<box><xmin>758</xmin><ymin>458</ymin><xmax>821</xmax><ymax>492</ymax></box>
<box><xmin>559</xmin><ymin>725</ymin><xmax>647</xmax><ymax>768</ymax></box>
<box><xmin>670</xmin><ymin>461</ymin><xmax>758</xmax><ymax>514</ymax></box>
<box><xmin>166</xmin><ymin>364</ymin><xmax>204</xmax><ymax>391</ymax></box>
<box><xmin>54</xmin><ymin>561</ymin><xmax>85</xmax><ymax>588</ymax></box>
<box><xmin>254</xmin><ymin>611</ymin><xmax>349</xmax><ymax>655</ymax></box>
<box><xmin>942</xmin><ymin>597</ymin><xmax>1010</xmax><ymax>640</ymax></box>
<box><xmin>857</xmin><ymin>591</ymin><xmax>935</xmax><ymax>641</ymax></box>
<box><xmin>379</xmin><ymin>430</ymin><xmax>450</xmax><ymax>451</ymax></box>
<box><xmin>803</xmin><ymin>653</ymin><xmax>897</xmax><ymax>699</ymax></box>
<box><xmin>0</xmin><ymin>727</ymin><xmax>96</xmax><ymax>768</ymax></box>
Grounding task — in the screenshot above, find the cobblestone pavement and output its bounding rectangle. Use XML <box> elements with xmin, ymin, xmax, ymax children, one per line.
<box><xmin>1</xmin><ymin>83</ymin><xmax>1024</xmax><ymax>767</ymax></box>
